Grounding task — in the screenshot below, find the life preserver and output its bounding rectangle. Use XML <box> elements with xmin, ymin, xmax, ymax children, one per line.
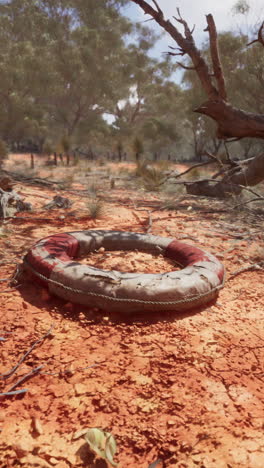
<box><xmin>23</xmin><ymin>230</ymin><xmax>225</xmax><ymax>312</ymax></box>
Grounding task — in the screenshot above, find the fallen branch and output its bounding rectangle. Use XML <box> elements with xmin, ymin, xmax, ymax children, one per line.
<box><xmin>2</xmin><ymin>216</ymin><xmax>57</xmax><ymax>222</ymax></box>
<box><xmin>0</xmin><ymin>389</ymin><xmax>28</xmax><ymax>397</ymax></box>
<box><xmin>229</xmin><ymin>264</ymin><xmax>264</xmax><ymax>279</ymax></box>
<box><xmin>1</xmin><ymin>324</ymin><xmax>54</xmax><ymax>379</ymax></box>
<box><xmin>232</xmin><ymin>197</ymin><xmax>264</xmax><ymax>209</ymax></box>
<box><xmin>170</xmin><ymin>177</ymin><xmax>264</xmax><ymax>200</ymax></box>
<box><xmin>3</xmin><ymin>170</ymin><xmax>63</xmax><ymax>187</ymax></box>
<box><xmin>171</xmin><ymin>160</ymin><xmax>216</xmax><ymax>179</ymax></box>
<box><xmin>6</xmin><ymin>365</ymin><xmax>44</xmax><ymax>393</ymax></box>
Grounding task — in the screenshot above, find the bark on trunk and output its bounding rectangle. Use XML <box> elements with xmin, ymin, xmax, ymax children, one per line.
<box><xmin>195</xmin><ymin>100</ymin><xmax>264</xmax><ymax>140</ymax></box>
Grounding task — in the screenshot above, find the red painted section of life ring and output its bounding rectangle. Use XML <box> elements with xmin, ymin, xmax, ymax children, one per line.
<box><xmin>165</xmin><ymin>240</ymin><xmax>225</xmax><ymax>283</ymax></box>
<box><xmin>43</xmin><ymin>233</ymin><xmax>79</xmax><ymax>260</ymax></box>
<box><xmin>25</xmin><ymin>233</ymin><xmax>79</xmax><ymax>280</ymax></box>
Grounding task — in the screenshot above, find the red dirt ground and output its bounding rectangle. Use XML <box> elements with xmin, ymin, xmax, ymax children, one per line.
<box><xmin>0</xmin><ymin>154</ymin><xmax>263</xmax><ymax>467</ymax></box>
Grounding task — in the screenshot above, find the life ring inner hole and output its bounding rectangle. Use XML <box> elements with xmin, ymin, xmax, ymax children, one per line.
<box><xmin>77</xmin><ymin>249</ymin><xmax>181</xmax><ymax>274</ymax></box>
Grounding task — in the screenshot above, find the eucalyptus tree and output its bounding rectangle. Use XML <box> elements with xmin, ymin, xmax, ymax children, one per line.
<box><xmin>0</xmin><ymin>0</ymin><xmax>133</xmax><ymax>149</ymax></box>
<box><xmin>0</xmin><ymin>0</ymin><xmax>54</xmax><ymax>146</ymax></box>
<box><xmin>41</xmin><ymin>0</ymin><xmax>133</xmax><ymax>139</ymax></box>
<box><xmin>111</xmin><ymin>26</ymin><xmax>186</xmax><ymax>160</ymax></box>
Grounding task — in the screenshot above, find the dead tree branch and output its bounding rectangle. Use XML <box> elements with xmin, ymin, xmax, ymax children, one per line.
<box><xmin>247</xmin><ymin>21</ymin><xmax>264</xmax><ymax>47</ymax></box>
<box><xmin>132</xmin><ymin>0</ymin><xmax>219</xmax><ymax>100</ymax></box>
<box><xmin>205</xmin><ymin>14</ymin><xmax>227</xmax><ymax>101</ymax></box>
<box><xmin>132</xmin><ymin>0</ymin><xmax>264</xmax><ymax>196</ymax></box>
<box><xmin>132</xmin><ymin>1</ymin><xmax>264</xmax><ymax>140</ymax></box>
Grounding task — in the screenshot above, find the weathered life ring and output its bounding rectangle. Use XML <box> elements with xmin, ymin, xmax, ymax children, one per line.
<box><xmin>23</xmin><ymin>230</ymin><xmax>225</xmax><ymax>312</ymax></box>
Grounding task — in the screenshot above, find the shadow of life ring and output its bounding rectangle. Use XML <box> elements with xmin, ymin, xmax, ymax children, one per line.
<box><xmin>23</xmin><ymin>230</ymin><xmax>225</xmax><ymax>312</ymax></box>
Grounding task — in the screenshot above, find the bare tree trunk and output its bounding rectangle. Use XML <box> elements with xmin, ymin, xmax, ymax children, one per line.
<box><xmin>131</xmin><ymin>1</ymin><xmax>264</xmax><ymax>195</ymax></box>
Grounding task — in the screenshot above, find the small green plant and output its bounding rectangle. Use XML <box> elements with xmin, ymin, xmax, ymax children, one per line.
<box><xmin>87</xmin><ymin>198</ymin><xmax>104</xmax><ymax>219</ymax></box>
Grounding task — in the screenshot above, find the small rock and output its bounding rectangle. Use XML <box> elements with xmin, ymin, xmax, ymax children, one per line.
<box><xmin>167</xmin><ymin>420</ymin><xmax>176</xmax><ymax>426</ymax></box>
<box><xmin>74</xmin><ymin>383</ymin><xmax>87</xmax><ymax>396</ymax></box>
<box><xmin>13</xmin><ymin>439</ymin><xmax>33</xmax><ymax>458</ymax></box>
<box><xmin>32</xmin><ymin>417</ymin><xmax>43</xmax><ymax>436</ymax></box>
<box><xmin>64</xmin><ymin>364</ymin><xmax>75</xmax><ymax>376</ymax></box>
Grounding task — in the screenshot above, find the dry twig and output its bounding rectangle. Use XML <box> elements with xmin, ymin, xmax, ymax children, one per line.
<box><xmin>1</xmin><ymin>324</ymin><xmax>55</xmax><ymax>379</ymax></box>
<box><xmin>146</xmin><ymin>211</ymin><xmax>153</xmax><ymax>233</ymax></box>
<box><xmin>229</xmin><ymin>264</ymin><xmax>264</xmax><ymax>279</ymax></box>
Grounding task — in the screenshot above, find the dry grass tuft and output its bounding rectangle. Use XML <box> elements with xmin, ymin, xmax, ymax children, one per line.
<box><xmin>136</xmin><ymin>163</ymin><xmax>166</xmax><ymax>191</ymax></box>
<box><xmin>87</xmin><ymin>198</ymin><xmax>105</xmax><ymax>219</ymax></box>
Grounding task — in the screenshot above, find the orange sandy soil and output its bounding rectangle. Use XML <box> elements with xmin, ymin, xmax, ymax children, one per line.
<box><xmin>0</xmin><ymin>154</ymin><xmax>264</xmax><ymax>468</ymax></box>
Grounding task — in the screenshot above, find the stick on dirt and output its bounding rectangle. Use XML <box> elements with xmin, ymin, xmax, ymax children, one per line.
<box><xmin>1</xmin><ymin>324</ymin><xmax>55</xmax><ymax>379</ymax></box>
<box><xmin>229</xmin><ymin>264</ymin><xmax>264</xmax><ymax>279</ymax></box>
<box><xmin>6</xmin><ymin>365</ymin><xmax>44</xmax><ymax>393</ymax></box>
<box><xmin>0</xmin><ymin>389</ymin><xmax>29</xmax><ymax>397</ymax></box>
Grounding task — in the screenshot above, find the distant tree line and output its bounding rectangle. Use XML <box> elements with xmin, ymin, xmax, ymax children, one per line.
<box><xmin>0</xmin><ymin>0</ymin><xmax>263</xmax><ymax>164</ymax></box>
